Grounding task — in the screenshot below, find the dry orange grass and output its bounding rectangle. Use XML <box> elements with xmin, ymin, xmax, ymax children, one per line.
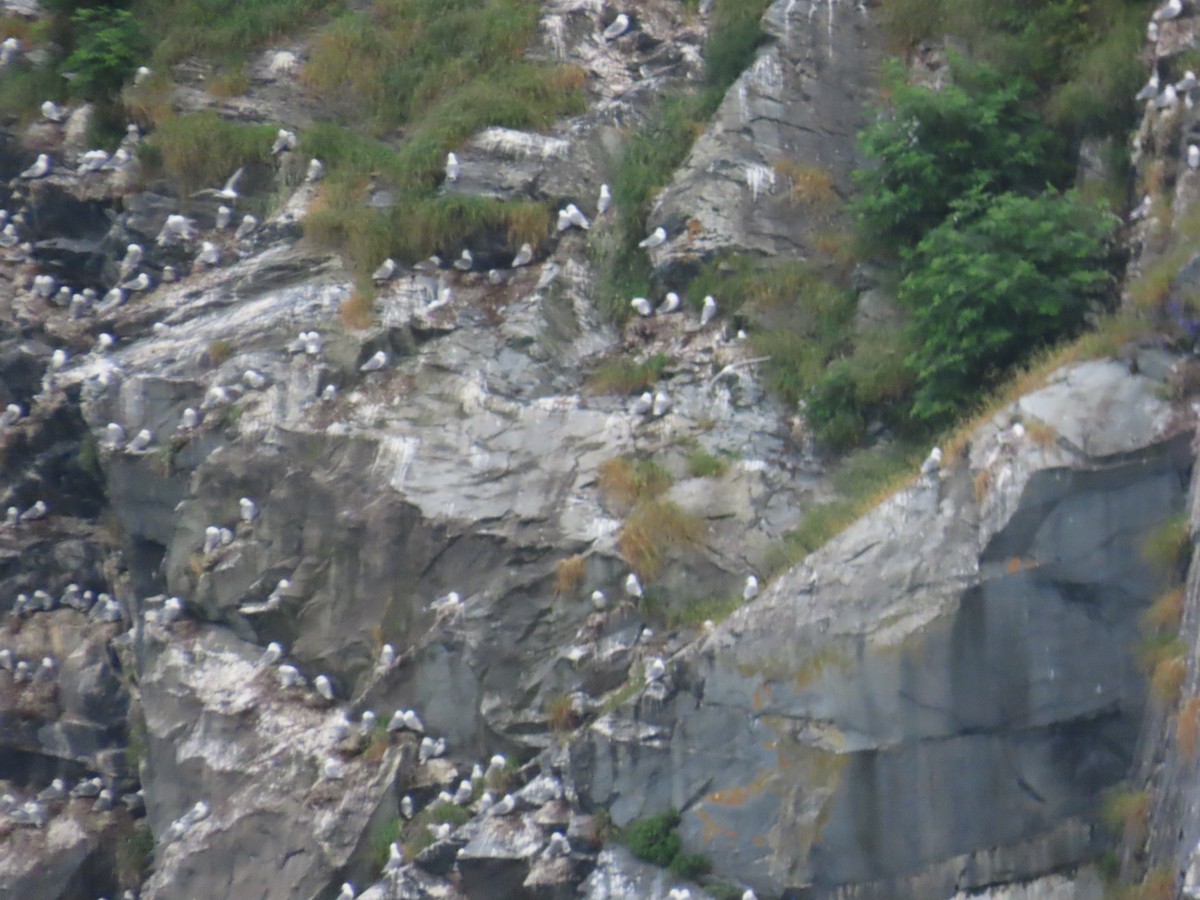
<box><xmin>544</xmin><ymin>692</ymin><xmax>578</xmax><ymax>732</ymax></box>
<box><xmin>1178</xmin><ymin>695</ymin><xmax>1200</xmax><ymax>761</ymax></box>
<box><xmin>1103</xmin><ymin>788</ymin><xmax>1150</xmax><ymax>846</ymax></box>
<box><xmin>1127</xmin><ymin>870</ymin><xmax>1176</xmax><ymax>900</ymax></box>
<box><xmin>597</xmin><ymin>458</ymin><xmax>671</xmax><ymax>513</ymax></box>
<box><xmin>505</xmin><ymin>204</ymin><xmax>550</xmax><ymax>247</ymax></box>
<box><xmin>972</xmin><ymin>468</ymin><xmax>991</xmax><ymax>503</ymax></box>
<box><xmin>207</xmin><ymin>339</ymin><xmax>234</xmax><ymax>367</ymax></box>
<box><xmin>1143</xmin><ymin>586</ymin><xmax>1185</xmax><ymax>634</ymax></box>
<box><xmin>775</xmin><ymin>160</ymin><xmax>838</xmax><ymax>210</ymax></box>
<box><xmin>618</xmin><ymin>499</ymin><xmax>704</xmax><ymax>579</ymax></box>
<box><xmin>123</xmin><ymin>77</ymin><xmax>175</xmax><ymax>129</ymax></box>
<box><xmin>1152</xmin><ymin>654</ymin><xmax>1187</xmax><ymax>704</ymax></box>
<box><xmin>554</xmin><ymin>554</ymin><xmax>586</xmax><ymax>598</ymax></box>
<box><xmin>341</xmin><ymin>289</ymin><xmax>375</xmax><ymax>330</ymax></box>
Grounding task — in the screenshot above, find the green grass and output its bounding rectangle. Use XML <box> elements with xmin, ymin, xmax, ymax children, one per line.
<box><xmin>116</xmin><ymin>824</ymin><xmax>154</xmax><ymax>887</ymax></box>
<box><xmin>598</xmin><ymin>457</ymin><xmax>674</xmax><ymax>511</ymax></box>
<box><xmin>1141</xmin><ymin>514</ymin><xmax>1191</xmax><ymax>580</ymax></box>
<box><xmin>144</xmin><ymin>113</ymin><xmax>277</xmax><ymax>195</ymax></box>
<box><xmin>371</xmin><ymin>817</ymin><xmax>404</xmax><ymax>870</ymax></box>
<box><xmin>660</xmin><ymin>593</ymin><xmax>742</xmax><ymax>629</ymax></box>
<box><xmin>586</xmin><ymin>353</ymin><xmax>671</xmax><ymax>396</ymax></box>
<box><xmin>133</xmin><ymin>0</ymin><xmax>338</xmax><ymax>66</ymax></box>
<box><xmin>766</xmin><ymin>445</ymin><xmax>921</xmax><ymax>573</ymax></box>
<box><xmin>685</xmin><ymin>448</ymin><xmax>729</xmax><ymax>479</ymax></box>
<box><xmin>403</xmin><ymin>800</ymin><xmax>473</xmax><ymax>858</ymax></box>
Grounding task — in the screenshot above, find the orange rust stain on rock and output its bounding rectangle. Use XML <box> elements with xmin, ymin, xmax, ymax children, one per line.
<box><xmin>695</xmin><ymin>807</ymin><xmax>739</xmax><ymax>843</ymax></box>
<box><xmin>706</xmin><ymin>771</ymin><xmax>772</xmax><ymax>808</ymax></box>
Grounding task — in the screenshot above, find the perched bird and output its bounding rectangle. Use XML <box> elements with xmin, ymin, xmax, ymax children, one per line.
<box><xmin>128</xmin><ymin>429</ymin><xmax>152</xmax><ymax>452</ymax></box>
<box><xmin>160</xmin><ymin>596</ymin><xmax>184</xmax><ymax>626</ymax></box>
<box><xmin>1156</xmin><ymin>84</ymin><xmax>1179</xmax><ymax>109</ymax></box>
<box><xmin>591</xmin><ymin>590</ymin><xmax>607</xmax><ymax>611</ymax></box>
<box><xmin>360</xmin><ymin>350</ymin><xmax>388</xmax><ymax>372</ymax></box>
<box><xmin>372</xmin><ymin>258</ymin><xmax>397</xmax><ymax>283</ymax></box>
<box><xmin>51</xmin><ymin>348</ymin><xmax>68</xmax><ymax>370</ymax></box>
<box><xmin>631</xmin><ymin>391</ymin><xmax>653</xmax><ymax>416</ymax></box>
<box><xmin>418</xmin><ymin>735</ymin><xmax>446</xmax><ymax>762</ymax></box>
<box><xmin>1178</xmin><ymin>70</ymin><xmax>1197</xmax><ymax>94</ymax></box>
<box><xmin>195</xmin><ymin>241</ymin><xmax>221</xmax><ymax>269</ymax></box>
<box><xmin>94</xmin><ymin>333</ymin><xmax>115</xmax><ymax>353</ymax></box>
<box><xmin>1189</xmin><ymin>144</ymin><xmax>1199</xmax><ymax>169</ymax></box>
<box><xmin>384</xmin><ymin>841</ymin><xmax>405</xmax><ymax>872</ymax></box>
<box><xmin>161</xmin><ymin>266</ymin><xmax>177</xmax><ymax>283</ymax></box>
<box><xmin>203</xmin><ymin>525</ymin><xmax>221</xmax><ymax>555</ymax></box>
<box><xmin>306</xmin><ymin>158</ymin><xmax>324</xmax><ymax>183</ymax></box>
<box><xmin>625</xmin><ymin>572</ymin><xmax>643</xmax><ymax>599</ymax></box>
<box><xmin>119</xmin><ymin>243</ymin><xmax>143</xmax><ymax>281</ymax></box>
<box><xmin>258</xmin><ymin>642</ymin><xmax>284</xmax><ymax>667</ymax></box>
<box><xmin>657</xmin><ymin>292</ymin><xmax>681</xmax><ymax>314</ymax></box>
<box><xmin>278</xmin><ymin>665</ymin><xmax>304</xmax><ymax>689</ymax></box>
<box><xmin>602</xmin><ymin>13</ymin><xmax>631</xmax><ymax>40</ymax></box>
<box><xmin>743</xmin><ymin>575</ymin><xmax>759</xmax><ymax>601</ymax></box>
<box><xmin>630</xmin><ymin>297</ymin><xmax>653</xmax><ymax>317</ymax></box>
<box><xmin>41</xmin><ymin>100</ymin><xmax>65</xmax><ymax>123</ymax></box>
<box><xmin>700</xmin><ymin>295</ymin><xmax>718</xmax><ymax>326</ymax></box>
<box><xmin>37</xmin><ymin>779</ymin><xmax>66</xmax><ymax>801</ymax></box>
<box><xmin>920</xmin><ymin>446</ymin><xmax>942</xmax><ymax>478</ymax></box>
<box><xmin>20</xmin><ymin>500</ymin><xmax>47</xmax><ymax>522</ymax></box>
<box><xmin>20</xmin><ymin>154</ymin><xmax>51</xmax><ymax>179</ymax></box>
<box><xmin>243</xmin><ymin>370</ymin><xmax>267</xmax><ymax>389</ymax></box>
<box><xmin>271</xmin><ymin>129</ymin><xmax>297</xmax><ymax>155</ymax></box>
<box><xmin>445</xmin><ymin>152</ymin><xmax>460</xmax><ymax>183</ymax></box>
<box><xmin>638</xmin><ymin>226</ymin><xmax>667</xmax><ymax>248</ymax></box>
<box><xmin>134</xmin><ymin>65</ymin><xmax>152</xmax><ymax>85</ymax></box>
<box><xmin>546</xmin><ymin>832</ymin><xmax>571</xmax><ymax>857</ymax></box>
<box><xmin>1153</xmin><ymin>0</ymin><xmax>1183</xmax><ymax>22</ymax></box>
<box><xmin>76</xmin><ymin>149</ymin><xmax>109</xmax><ymax>174</ymax></box>
<box><xmin>314</xmin><ymin>674</ymin><xmax>335</xmax><ymax>701</ymax></box>
<box><xmin>121</xmin><ymin>273</ymin><xmax>151</xmax><ymax>292</ymax></box>
<box><xmin>0</xmin><ymin>403</ymin><xmax>22</xmax><ymax>427</ymax></box>
<box><xmin>454</xmin><ymin>249</ymin><xmax>474</xmax><ymax>271</ymax></box>
<box><xmin>179</xmin><ymin>407</ymin><xmax>199</xmax><ymax>430</ymax></box>
<box><xmin>1137</xmin><ymin>71</ymin><xmax>1161</xmax><ymax>102</ymax></box>
<box><xmin>100</xmin><ymin>147</ymin><xmax>131</xmax><ymax>172</ymax></box>
<box><xmin>511</xmin><ymin>242</ymin><xmax>534</xmax><ymax>267</ymax></box>
<box><xmin>235</xmin><ymin>215</ymin><xmax>258</xmax><ymax>240</ymax></box>
<box><xmin>645</xmin><ymin>657</ymin><xmax>666</xmax><ymax>683</ymax></box>
<box><xmin>742</xmin><ymin>891</ymin><xmax>758</xmax><ymax>900</ymax></box>
<box><xmin>565</xmin><ymin>203</ymin><xmax>590</xmax><ymax>230</ymax></box>
<box><xmin>598</xmin><ymin>183</ymin><xmax>612</xmax><ymax>215</ymax></box>
<box><xmin>491</xmin><ymin>793</ymin><xmax>517</xmax><ymax>816</ymax></box>
<box><xmin>401</xmin><ymin>795</ymin><xmax>415</xmax><ymax>818</ymax></box>
<box><xmin>361</xmin><ymin>710</ymin><xmax>377</xmax><ymax>734</ymax></box>
<box><xmin>337</xmin><ymin>883</ymin><xmax>356</xmax><ymax>900</ymax></box>
<box><xmin>321</xmin><ymin>384</ymin><xmax>337</xmax><ymax>401</ymax></box>
<box><xmin>651</xmin><ymin>391</ymin><xmax>672</xmax><ymax>417</ymax></box>
<box><xmin>378</xmin><ymin>643</ymin><xmax>396</xmax><ymax>668</ymax></box>
<box><xmin>453</xmin><ymin>780</ymin><xmax>473</xmax><ymax>805</ymax></box>
<box><xmin>157</xmin><ymin>214</ymin><xmax>196</xmax><ymax>245</ymax></box>
<box><xmin>239</xmin><ymin>497</ymin><xmax>257</xmax><ymax>523</ymax></box>
<box><xmin>428</xmin><ymin>822</ymin><xmax>451</xmax><ymax>841</ymax></box>
<box><xmin>1130</xmin><ymin>194</ymin><xmax>1153</xmax><ymax>221</ymax></box>
<box><xmin>322</xmin><ymin>757</ymin><xmax>347</xmax><ymax>780</ymax></box>
<box><xmin>0</xmin><ymin>37</ymin><xmax>20</xmax><ymax>68</ymax></box>
<box><xmin>71</xmin><ymin>777</ymin><xmax>103</xmax><ymax>799</ymax></box>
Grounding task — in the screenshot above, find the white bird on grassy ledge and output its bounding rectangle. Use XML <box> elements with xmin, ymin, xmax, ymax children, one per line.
<box><xmin>194</xmin><ymin>166</ymin><xmax>243</xmax><ymax>201</ymax></box>
<box><xmin>20</xmin><ymin>154</ymin><xmax>51</xmax><ymax>179</ymax></box>
<box><xmin>372</xmin><ymin>258</ymin><xmax>397</xmax><ymax>283</ymax></box>
<box><xmin>1154</xmin><ymin>0</ymin><xmax>1183</xmax><ymax>22</ymax></box>
<box><xmin>445</xmin><ymin>152</ymin><xmax>460</xmax><ymax>182</ymax></box>
<box><xmin>700</xmin><ymin>295</ymin><xmax>718</xmax><ymax>326</ymax></box>
<box><xmin>921</xmin><ymin>446</ymin><xmax>942</xmax><ymax>478</ymax></box>
<box><xmin>657</xmin><ymin>292</ymin><xmax>681</xmax><ymax>314</ymax></box>
<box><xmin>645</xmin><ymin>656</ymin><xmax>665</xmax><ymax>684</ymax></box>
<box><xmin>744</xmin><ymin>575</ymin><xmax>759</xmax><ymax>601</ymax></box>
<box><xmin>511</xmin><ymin>242</ymin><xmax>534</xmax><ymax>267</ymax></box>
<box><xmin>602</xmin><ymin>13</ymin><xmax>630</xmax><ymax>40</ymax></box>
<box><xmin>217</xmin><ymin>204</ymin><xmax>233</xmax><ymax>230</ymax></box>
<box><xmin>306</xmin><ymin>158</ymin><xmax>324</xmax><ymax>183</ymax></box>
<box><xmin>598</xmin><ymin>183</ymin><xmax>612</xmax><ymax>214</ymax></box>
<box><xmin>41</xmin><ymin>100</ymin><xmax>65</xmax><ymax>122</ymax></box>
<box><xmin>625</xmin><ymin>572</ymin><xmax>643</xmax><ymax>599</ymax></box>
<box><xmin>359</xmin><ymin>350</ymin><xmax>388</xmax><ymax>372</ymax></box>
<box><xmin>631</xmin><ymin>297</ymin><xmax>653</xmax><ymax>317</ymax></box>
<box><xmin>638</xmin><ymin>226</ymin><xmax>666</xmax><ymax>248</ymax></box>
<box><xmin>271</xmin><ymin>129</ymin><xmax>297</xmax><ymax>155</ymax></box>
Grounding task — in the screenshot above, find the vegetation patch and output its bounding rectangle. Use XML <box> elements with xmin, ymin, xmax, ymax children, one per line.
<box><xmin>116</xmin><ymin>824</ymin><xmax>154</xmax><ymax>888</ymax></box>
<box><xmin>543</xmin><ymin>691</ymin><xmax>579</xmax><ymax>732</ymax></box>
<box><xmin>619</xmin><ymin>498</ymin><xmax>705</xmax><ymax>579</ymax></box>
<box><xmin>145</xmin><ymin>113</ymin><xmax>276</xmax><ymax>195</ymax></box>
<box><xmin>1179</xmin><ymin>695</ymin><xmax>1200</xmax><ymax>762</ymax></box>
<box><xmin>624</xmin><ymin>810</ymin><xmax>682</xmax><ymax>867</ymax></box>
<box><xmin>1101</xmin><ymin>786</ymin><xmax>1150</xmax><ymax>848</ymax></box>
<box><xmin>598</xmin><ymin>457</ymin><xmax>673</xmax><ymax>512</ymax></box>
<box><xmin>586</xmin><ymin>353</ymin><xmax>670</xmax><ymax>396</ymax></box>
<box><xmin>1141</xmin><ymin>515</ymin><xmax>1192</xmax><ymax>581</ymax></box>
<box><xmin>554</xmin><ymin>554</ymin><xmax>586</xmax><ymax>598</ymax></box>
<box><xmin>403</xmin><ymin>800</ymin><xmax>472</xmax><ymax>859</ymax></box>
<box><xmin>685</xmin><ymin>448</ymin><xmax>728</xmax><ymax>479</ymax></box>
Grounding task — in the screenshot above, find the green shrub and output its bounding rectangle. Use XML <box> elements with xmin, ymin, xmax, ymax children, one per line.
<box><xmin>669</xmin><ymin>851</ymin><xmax>713</xmax><ymax>879</ymax></box>
<box><xmin>64</xmin><ymin>7</ymin><xmax>149</xmax><ymax>100</ymax></box>
<box><xmin>116</xmin><ymin>824</ymin><xmax>154</xmax><ymax>887</ymax></box>
<box><xmin>806</xmin><ymin>360</ymin><xmax>866</xmax><ymax>451</ymax></box>
<box><xmin>685</xmin><ymin>448</ymin><xmax>729</xmax><ymax>479</ymax></box>
<box><xmin>901</xmin><ymin>190</ymin><xmax>1115</xmax><ymax>426</ymax></box>
<box><xmin>147</xmin><ymin>113</ymin><xmax>276</xmax><ymax>194</ymax></box>
<box><xmin>134</xmin><ymin>0</ymin><xmax>335</xmax><ymax>65</ymax></box>
<box><xmin>625</xmin><ymin>810</ymin><xmax>682</xmax><ymax>867</ymax></box>
<box><xmin>853</xmin><ymin>60</ymin><xmax>1065</xmax><ymax>252</ymax></box>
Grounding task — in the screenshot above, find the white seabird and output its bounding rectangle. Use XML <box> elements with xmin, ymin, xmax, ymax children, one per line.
<box><xmin>51</xmin><ymin>348</ymin><xmax>68</xmax><ymax>370</ymax></box>
<box><xmin>134</xmin><ymin>65</ymin><xmax>152</xmax><ymax>85</ymax></box>
<box><xmin>322</xmin><ymin>757</ymin><xmax>347</xmax><ymax>780</ymax></box>
<box><xmin>651</xmin><ymin>391</ymin><xmax>672</xmax><ymax>417</ymax></box>
<box><xmin>511</xmin><ymin>242</ymin><xmax>534</xmax><ymax>267</ymax></box>
<box><xmin>638</xmin><ymin>226</ymin><xmax>667</xmax><ymax>248</ymax></box>
<box><xmin>1137</xmin><ymin>72</ymin><xmax>1161</xmax><ymax>102</ymax></box>
<box><xmin>453</xmin><ymin>780</ymin><xmax>473</xmax><ymax>804</ymax></box>
<box><xmin>602</xmin><ymin>13</ymin><xmax>630</xmax><ymax>40</ymax></box>
<box><xmin>630</xmin><ymin>297</ymin><xmax>653</xmax><ymax>317</ymax></box>
<box><xmin>1154</xmin><ymin>0</ymin><xmax>1183</xmax><ymax>22</ymax></box>
<box><xmin>235</xmin><ymin>214</ymin><xmax>258</xmax><ymax>240</ymax></box>
<box><xmin>624</xmin><ymin>572</ymin><xmax>643</xmax><ymax>599</ymax></box>
<box><xmin>361</xmin><ymin>710</ymin><xmax>377</xmax><ymax>734</ymax></box>
<box><xmin>258</xmin><ymin>641</ymin><xmax>283</xmax><ymax>667</ymax></box>
<box><xmin>921</xmin><ymin>446</ymin><xmax>942</xmax><ymax>478</ymax></box>
<box><xmin>314</xmin><ymin>674</ymin><xmax>335</xmax><ymax>701</ymax></box>
<box><xmin>203</xmin><ymin>526</ymin><xmax>221</xmax><ymax>554</ymax></box>
<box><xmin>157</xmin><ymin>214</ymin><xmax>196</xmax><ymax>246</ymax></box>
<box><xmin>657</xmin><ymin>292</ymin><xmax>681</xmax><ymax>314</ymax></box>
<box><xmin>546</xmin><ymin>832</ymin><xmax>571</xmax><ymax>858</ymax></box>
<box><xmin>195</xmin><ymin>241</ymin><xmax>220</xmax><ymax>269</ymax></box>
<box><xmin>700</xmin><ymin>294</ymin><xmax>718</xmax><ymax>325</ymax></box>
<box><xmin>120</xmin><ymin>272</ymin><xmax>151</xmax><ymax>292</ymax></box>
<box><xmin>645</xmin><ymin>657</ymin><xmax>666</xmax><ymax>683</ymax></box>
<box><xmin>454</xmin><ymin>249</ymin><xmax>474</xmax><ymax>271</ymax></box>
<box><xmin>337</xmin><ymin>882</ymin><xmax>356</xmax><ymax>900</ymax></box>
<box><xmin>1156</xmin><ymin>84</ymin><xmax>1179</xmax><ymax>109</ymax></box>
<box><xmin>1178</xmin><ymin>70</ymin><xmax>1197</xmax><ymax>93</ymax></box>
<box><xmin>378</xmin><ymin>643</ymin><xmax>396</xmax><ymax>668</ymax></box>
<box><xmin>239</xmin><ymin>497</ymin><xmax>257</xmax><ymax>523</ymax></box>
<box><xmin>20</xmin><ymin>154</ymin><xmax>51</xmax><ymax>179</ymax></box>
<box><xmin>1130</xmin><ymin>193</ymin><xmax>1153</xmax><ymax>221</ymax></box>
<box><xmin>359</xmin><ymin>350</ymin><xmax>388</xmax><ymax>372</ymax></box>
<box><xmin>401</xmin><ymin>795</ymin><xmax>415</xmax><ymax>818</ymax></box>
<box><xmin>41</xmin><ymin>100</ymin><xmax>65</xmax><ymax>122</ymax></box>
<box><xmin>128</xmin><ymin>429</ymin><xmax>152</xmax><ymax>452</ymax></box>
<box><xmin>20</xmin><ymin>501</ymin><xmax>47</xmax><ymax>523</ymax></box>
<box><xmin>445</xmin><ymin>152</ymin><xmax>460</xmax><ymax>182</ymax></box>
<box><xmin>278</xmin><ymin>664</ymin><xmax>304</xmax><ymax>689</ymax></box>
<box><xmin>631</xmin><ymin>391</ymin><xmax>653</xmax><ymax>416</ymax></box>
<box><xmin>306</xmin><ymin>158</ymin><xmax>324</xmax><ymax>183</ymax></box>
<box><xmin>243</xmin><ymin>369</ymin><xmax>267</xmax><ymax>389</ymax></box>
<box><xmin>1189</xmin><ymin>144</ymin><xmax>1199</xmax><ymax>169</ymax></box>
<box><xmin>271</xmin><ymin>129</ymin><xmax>297</xmax><ymax>155</ymax></box>
<box><xmin>119</xmin><ymin>243</ymin><xmax>143</xmax><ymax>281</ymax></box>
<box><xmin>598</xmin><ymin>183</ymin><xmax>611</xmax><ymax>215</ymax></box>
<box><xmin>195</xmin><ymin>166</ymin><xmax>243</xmax><ymax>200</ymax></box>
<box><xmin>0</xmin><ymin>403</ymin><xmax>22</xmax><ymax>427</ymax></box>
<box><xmin>566</xmin><ymin>203</ymin><xmax>590</xmax><ymax>230</ymax></box>
<box><xmin>372</xmin><ymin>258</ymin><xmax>397</xmax><ymax>283</ymax></box>
<box><xmin>591</xmin><ymin>590</ymin><xmax>607</xmax><ymax>611</ymax></box>
<box><xmin>179</xmin><ymin>407</ymin><xmax>199</xmax><ymax>430</ymax></box>
<box><xmin>743</xmin><ymin>574</ymin><xmax>759</xmax><ymax>601</ymax></box>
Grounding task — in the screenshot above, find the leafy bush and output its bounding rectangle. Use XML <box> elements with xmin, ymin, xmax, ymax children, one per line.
<box><xmin>805</xmin><ymin>360</ymin><xmax>866</xmax><ymax>451</ymax></box>
<box><xmin>64</xmin><ymin>6</ymin><xmax>149</xmax><ymax>100</ymax></box>
<box><xmin>853</xmin><ymin>60</ymin><xmax>1065</xmax><ymax>252</ymax></box>
<box><xmin>670</xmin><ymin>851</ymin><xmax>713</xmax><ymax>879</ymax></box>
<box><xmin>625</xmin><ymin>810</ymin><xmax>682</xmax><ymax>867</ymax></box>
<box><xmin>901</xmin><ymin>190</ymin><xmax>1114</xmax><ymax>426</ymax></box>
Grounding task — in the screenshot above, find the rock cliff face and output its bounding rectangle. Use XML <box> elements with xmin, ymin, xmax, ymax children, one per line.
<box><xmin>0</xmin><ymin>0</ymin><xmax>1195</xmax><ymax>898</ymax></box>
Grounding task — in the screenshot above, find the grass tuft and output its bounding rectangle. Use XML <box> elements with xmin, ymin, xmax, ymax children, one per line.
<box><xmin>340</xmin><ymin>288</ymin><xmax>376</xmax><ymax>330</ymax></box>
<box><xmin>598</xmin><ymin>457</ymin><xmax>673</xmax><ymax>512</ymax></box>
<box><xmin>146</xmin><ymin>113</ymin><xmax>276</xmax><ymax>195</ymax></box>
<box><xmin>586</xmin><ymin>353</ymin><xmax>670</xmax><ymax>396</ymax></box>
<box><xmin>554</xmin><ymin>554</ymin><xmax>586</xmax><ymax>598</ymax></box>
<box><xmin>1179</xmin><ymin>695</ymin><xmax>1200</xmax><ymax>762</ymax></box>
<box><xmin>619</xmin><ymin>498</ymin><xmax>705</xmax><ymax>579</ymax></box>
<box><xmin>685</xmin><ymin>448</ymin><xmax>729</xmax><ymax>479</ymax></box>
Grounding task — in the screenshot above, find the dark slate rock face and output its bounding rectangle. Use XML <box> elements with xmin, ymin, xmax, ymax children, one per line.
<box><xmin>568</xmin><ymin>364</ymin><xmax>1193</xmax><ymax>899</ymax></box>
